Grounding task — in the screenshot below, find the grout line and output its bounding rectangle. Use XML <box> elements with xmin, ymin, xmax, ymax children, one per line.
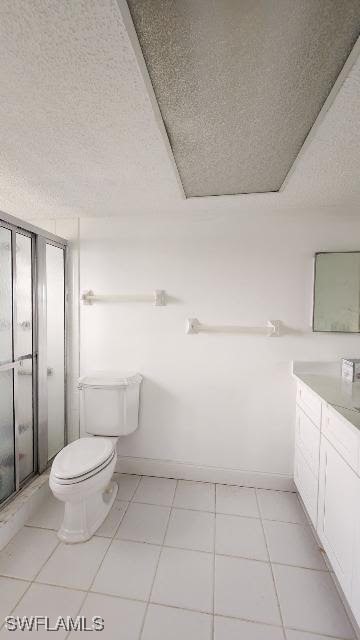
<box><xmin>2</xmin><ymin>536</ymin><xmax>333</xmax><ymax>573</ymax></box>
<box><xmin>32</xmin><ymin>539</ymin><xmax>61</xmax><ymax>583</ymax></box>
<box><xmin>0</xmin><ymin>535</ymin><xmax>61</xmax><ymax>632</ymax></box>
<box><xmin>63</xmin><ymin>588</ymin><xmax>88</xmax><ymax>640</ymax></box>
<box><xmin>283</xmin><ymin>626</ymin><xmax>354</xmax><ymax>640</ymax></box>
<box><xmin>86</xmin><ymin>501</ymin><xmax>131</xmax><ymax>595</ymax></box>
<box><xmin>0</xmin><ymin>578</ymin><xmax>33</xmax><ymax>632</ymax></box>
<box><xmin>24</xmin><ymin>508</ymin><xmax>312</xmax><ymax>526</ymax></box>
<box><xmin>255</xmin><ymin>488</ymin><xmax>287</xmax><ymax>640</ymax></box>
<box><xmin>138</xmin><ymin>478</ymin><xmax>178</xmax><ymax>639</ymax></box>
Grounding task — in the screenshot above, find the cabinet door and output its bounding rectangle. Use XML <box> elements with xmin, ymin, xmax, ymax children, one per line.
<box><xmin>294</xmin><ymin>446</ymin><xmax>318</xmax><ymax>525</ymax></box>
<box><xmin>317</xmin><ymin>436</ymin><xmax>358</xmax><ymax>601</ymax></box>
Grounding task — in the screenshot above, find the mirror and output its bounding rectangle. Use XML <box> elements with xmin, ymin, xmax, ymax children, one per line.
<box><xmin>313</xmin><ymin>252</ymin><xmax>360</xmax><ymax>333</ymax></box>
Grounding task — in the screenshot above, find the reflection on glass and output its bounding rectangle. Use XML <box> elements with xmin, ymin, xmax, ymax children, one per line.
<box><xmin>313</xmin><ymin>252</ymin><xmax>360</xmax><ymax>333</ymax></box>
<box><xmin>15</xmin><ymin>234</ymin><xmax>33</xmax><ymax>358</ymax></box>
<box><xmin>17</xmin><ymin>360</ymin><xmax>34</xmax><ymax>482</ymax></box>
<box><xmin>0</xmin><ymin>370</ymin><xmax>15</xmax><ymax>503</ymax></box>
<box><xmin>0</xmin><ymin>227</ymin><xmax>13</xmax><ymax>364</ymax></box>
<box><xmin>46</xmin><ymin>244</ymin><xmax>65</xmax><ymax>460</ymax></box>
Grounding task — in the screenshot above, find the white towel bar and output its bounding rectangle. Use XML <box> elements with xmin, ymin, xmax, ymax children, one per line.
<box><xmin>82</xmin><ymin>289</ymin><xmax>166</xmax><ymax>306</ymax></box>
<box><xmin>186</xmin><ymin>318</ymin><xmax>281</xmax><ymax>337</ymax></box>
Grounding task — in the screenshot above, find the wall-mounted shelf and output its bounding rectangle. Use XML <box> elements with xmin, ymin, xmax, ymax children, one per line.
<box><xmin>81</xmin><ymin>289</ymin><xmax>167</xmax><ymax>306</ymax></box>
<box><xmin>186</xmin><ymin>318</ymin><xmax>281</xmax><ymax>337</ymax></box>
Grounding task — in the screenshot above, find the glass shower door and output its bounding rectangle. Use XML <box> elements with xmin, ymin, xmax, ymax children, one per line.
<box><xmin>0</xmin><ymin>226</ymin><xmax>35</xmax><ymax>504</ymax></box>
<box><xmin>15</xmin><ymin>233</ymin><xmax>35</xmax><ymax>483</ymax></box>
<box><xmin>0</xmin><ymin>213</ymin><xmax>68</xmax><ymax>505</ymax></box>
<box><xmin>37</xmin><ymin>237</ymin><xmax>66</xmax><ymax>471</ymax></box>
<box><xmin>0</xmin><ymin>226</ymin><xmax>15</xmax><ymax>502</ymax></box>
<box><xmin>46</xmin><ymin>243</ymin><xmax>65</xmax><ymax>461</ymax></box>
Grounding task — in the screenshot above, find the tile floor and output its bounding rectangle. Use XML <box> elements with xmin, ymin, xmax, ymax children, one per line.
<box><xmin>0</xmin><ymin>474</ymin><xmax>357</xmax><ymax>639</ymax></box>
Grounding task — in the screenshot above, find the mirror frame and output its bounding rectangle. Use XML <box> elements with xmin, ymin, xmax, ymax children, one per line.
<box><xmin>312</xmin><ymin>250</ymin><xmax>360</xmax><ymax>333</ymax></box>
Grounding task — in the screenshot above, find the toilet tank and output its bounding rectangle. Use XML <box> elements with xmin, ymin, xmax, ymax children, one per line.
<box><xmin>78</xmin><ymin>373</ymin><xmax>142</xmax><ymax>436</ymax></box>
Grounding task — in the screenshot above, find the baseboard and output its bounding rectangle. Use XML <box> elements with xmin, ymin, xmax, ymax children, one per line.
<box><xmin>115</xmin><ymin>456</ymin><xmax>295</xmax><ymax>491</ymax></box>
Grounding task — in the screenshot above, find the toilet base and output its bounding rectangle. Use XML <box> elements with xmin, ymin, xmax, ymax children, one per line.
<box><xmin>57</xmin><ymin>480</ymin><xmax>118</xmax><ymax>544</ymax></box>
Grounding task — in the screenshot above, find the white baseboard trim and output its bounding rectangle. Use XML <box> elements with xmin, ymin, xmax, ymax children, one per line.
<box><xmin>115</xmin><ymin>456</ymin><xmax>295</xmax><ymax>491</ymax></box>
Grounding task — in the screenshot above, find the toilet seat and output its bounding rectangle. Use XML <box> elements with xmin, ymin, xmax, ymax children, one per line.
<box><xmin>52</xmin><ymin>437</ymin><xmax>114</xmax><ymax>483</ymax></box>
<box><xmin>52</xmin><ymin>450</ymin><xmax>116</xmax><ymax>485</ymax></box>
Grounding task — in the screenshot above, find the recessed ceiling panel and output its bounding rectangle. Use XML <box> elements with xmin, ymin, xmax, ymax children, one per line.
<box><xmin>126</xmin><ymin>0</ymin><xmax>360</xmax><ymax>197</ymax></box>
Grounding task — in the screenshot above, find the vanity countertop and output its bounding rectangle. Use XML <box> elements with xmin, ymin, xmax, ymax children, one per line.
<box><xmin>292</xmin><ymin>361</ymin><xmax>360</xmax><ymax>430</ymax></box>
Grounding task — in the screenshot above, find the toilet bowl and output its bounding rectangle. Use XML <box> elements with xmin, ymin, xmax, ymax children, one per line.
<box><xmin>50</xmin><ymin>373</ymin><xmax>142</xmax><ymax>543</ymax></box>
<box><xmin>50</xmin><ymin>437</ymin><xmax>118</xmax><ymax>543</ymax></box>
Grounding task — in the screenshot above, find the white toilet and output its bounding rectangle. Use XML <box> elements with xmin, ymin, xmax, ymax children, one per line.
<box><xmin>50</xmin><ymin>373</ymin><xmax>142</xmax><ymax>543</ymax></box>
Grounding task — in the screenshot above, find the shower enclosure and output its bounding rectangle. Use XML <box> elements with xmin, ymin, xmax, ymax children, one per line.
<box><xmin>0</xmin><ymin>212</ymin><xmax>67</xmax><ymax>506</ymax></box>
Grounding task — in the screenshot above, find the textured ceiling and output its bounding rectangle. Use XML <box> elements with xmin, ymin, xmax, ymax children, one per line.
<box><xmin>127</xmin><ymin>0</ymin><xmax>360</xmax><ymax>197</ymax></box>
<box><xmin>0</xmin><ymin>0</ymin><xmax>359</xmax><ymax>219</ymax></box>
<box><xmin>0</xmin><ymin>0</ymin><xmax>182</xmax><ymax>219</ymax></box>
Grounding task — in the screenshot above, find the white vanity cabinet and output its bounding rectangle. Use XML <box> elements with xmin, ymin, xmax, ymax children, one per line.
<box><xmin>294</xmin><ymin>378</ymin><xmax>360</xmax><ymax>628</ymax></box>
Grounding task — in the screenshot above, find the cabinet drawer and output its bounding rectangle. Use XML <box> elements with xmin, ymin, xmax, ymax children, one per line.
<box><xmin>294</xmin><ymin>446</ymin><xmax>318</xmax><ymax>526</ymax></box>
<box><xmin>322</xmin><ymin>404</ymin><xmax>360</xmax><ymax>474</ymax></box>
<box><xmin>295</xmin><ymin>406</ymin><xmax>320</xmax><ymax>477</ymax></box>
<box><xmin>296</xmin><ymin>382</ymin><xmax>322</xmax><ymax>428</ymax></box>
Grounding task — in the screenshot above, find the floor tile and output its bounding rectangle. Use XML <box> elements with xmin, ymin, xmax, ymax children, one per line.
<box><xmin>142</xmin><ymin>604</ymin><xmax>212</xmax><ymax>640</ymax></box>
<box><xmin>216</xmin><ymin>514</ymin><xmax>268</xmax><ymax>560</ymax></box>
<box><xmin>68</xmin><ymin>592</ymin><xmax>146</xmax><ymax>640</ymax></box>
<box><xmin>151</xmin><ymin>547</ymin><xmax>213</xmax><ymax>613</ymax></box>
<box><xmin>264</xmin><ymin>520</ymin><xmax>326</xmax><ymax>570</ymax></box>
<box><xmin>113</xmin><ymin>474</ymin><xmax>140</xmax><ymax>501</ymax></box>
<box><xmin>133</xmin><ymin>476</ymin><xmax>176</xmax><ymax>506</ymax></box>
<box><xmin>173</xmin><ymin>481</ymin><xmax>215</xmax><ymax>512</ymax></box>
<box><xmin>286</xmin><ymin>631</ymin><xmax>346</xmax><ymax>640</ymax></box>
<box><xmin>215</xmin><ymin>555</ymin><xmax>281</xmax><ymax>625</ymax></box>
<box><xmin>116</xmin><ymin>503</ymin><xmax>170</xmax><ymax>544</ymax></box>
<box><xmin>214</xmin><ymin>616</ymin><xmax>284</xmax><ymax>640</ymax></box>
<box><xmin>257</xmin><ymin>490</ymin><xmax>307</xmax><ymax>524</ymax></box>
<box><xmin>92</xmin><ymin>539</ymin><xmax>160</xmax><ymax>600</ymax></box>
<box><xmin>216</xmin><ymin>484</ymin><xmax>259</xmax><ymax>517</ymax></box>
<box><xmin>0</xmin><ymin>527</ymin><xmax>58</xmax><ymax>581</ymax></box>
<box><xmin>0</xmin><ymin>577</ymin><xmax>29</xmax><ymax>624</ymax></box>
<box><xmin>165</xmin><ymin>509</ymin><xmax>215</xmax><ymax>552</ymax></box>
<box><xmin>95</xmin><ymin>501</ymin><xmax>128</xmax><ymax>538</ymax></box>
<box><xmin>2</xmin><ymin>583</ymin><xmax>85</xmax><ymax>638</ymax></box>
<box><xmin>36</xmin><ymin>536</ymin><xmax>110</xmax><ymax>590</ymax></box>
<box><xmin>273</xmin><ymin>564</ymin><xmax>354</xmax><ymax>638</ymax></box>
<box><xmin>26</xmin><ymin>493</ymin><xmax>64</xmax><ymax>530</ymax></box>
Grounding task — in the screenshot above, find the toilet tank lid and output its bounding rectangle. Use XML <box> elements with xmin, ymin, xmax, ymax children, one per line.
<box><xmin>78</xmin><ymin>373</ymin><xmax>142</xmax><ymax>388</ymax></box>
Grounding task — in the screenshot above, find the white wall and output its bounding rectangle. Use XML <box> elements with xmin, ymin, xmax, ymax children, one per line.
<box><xmin>79</xmin><ymin>210</ymin><xmax>360</xmax><ymax>488</ymax></box>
